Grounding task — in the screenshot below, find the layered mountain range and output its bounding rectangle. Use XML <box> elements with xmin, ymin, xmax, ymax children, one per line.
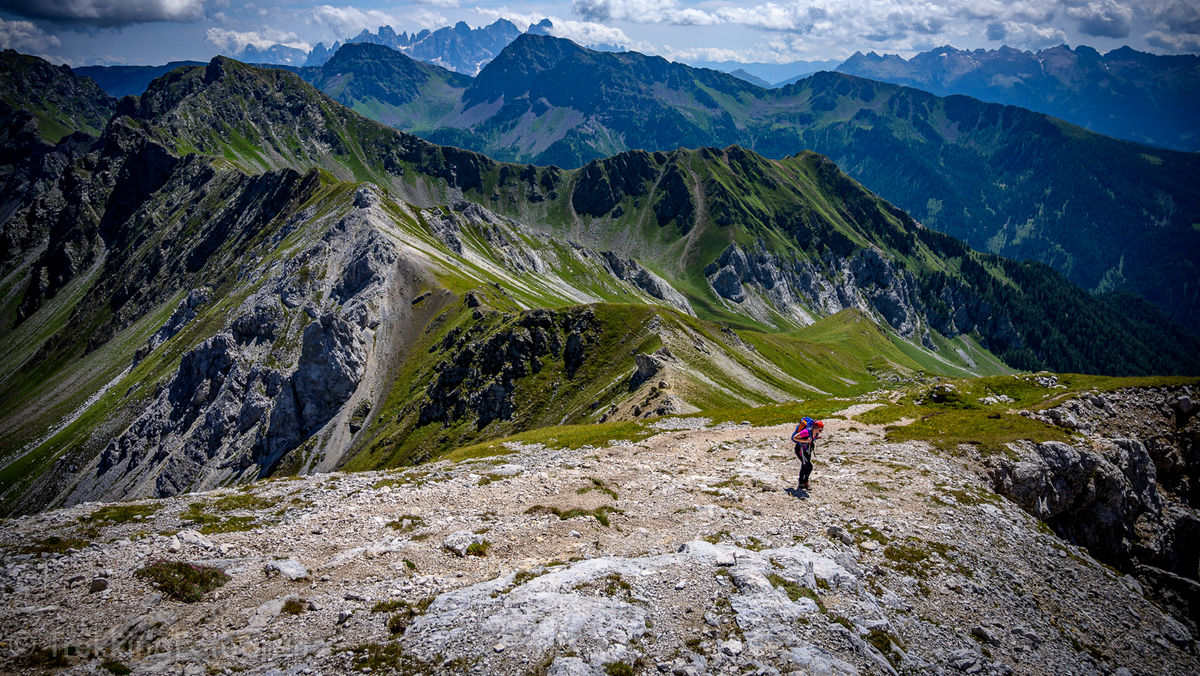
<box><xmin>838</xmin><ymin>44</ymin><xmax>1200</xmax><ymax>152</ymax></box>
<box><xmin>2</xmin><ymin>50</ymin><xmax>1196</xmax><ymax>518</ymax></box>
<box><xmin>290</xmin><ymin>36</ymin><xmax>1200</xmax><ymax>332</ymax></box>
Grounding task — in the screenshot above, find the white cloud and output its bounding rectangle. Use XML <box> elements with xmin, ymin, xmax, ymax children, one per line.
<box><xmin>1144</xmin><ymin>28</ymin><xmax>1200</xmax><ymax>52</ymax></box>
<box><xmin>0</xmin><ymin>0</ymin><xmax>206</xmax><ymax>26</ymax></box>
<box><xmin>1065</xmin><ymin>0</ymin><xmax>1134</xmax><ymax>38</ymax></box>
<box><xmin>205</xmin><ymin>27</ymin><xmax>309</xmax><ymax>53</ymax></box>
<box><xmin>543</xmin><ymin>18</ymin><xmax>634</xmax><ymax>47</ymax></box>
<box><xmin>471</xmin><ymin>8</ymin><xmax>635</xmax><ymax>49</ymax></box>
<box><xmin>311</xmin><ymin>5</ymin><xmax>401</xmax><ymax>38</ymax></box>
<box><xmin>986</xmin><ymin>21</ymin><xmax>1069</xmax><ymax>48</ymax></box>
<box><xmin>0</xmin><ymin>17</ymin><xmax>61</xmax><ymax>53</ymax></box>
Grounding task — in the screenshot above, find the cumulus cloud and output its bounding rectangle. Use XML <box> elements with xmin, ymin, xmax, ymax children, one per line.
<box><xmin>986</xmin><ymin>20</ymin><xmax>1069</xmax><ymax>48</ymax></box>
<box><xmin>205</xmin><ymin>27</ymin><xmax>309</xmax><ymax>53</ymax></box>
<box><xmin>0</xmin><ymin>0</ymin><xmax>206</xmax><ymax>26</ymax></box>
<box><xmin>311</xmin><ymin>5</ymin><xmax>400</xmax><ymax>38</ymax></box>
<box><xmin>1159</xmin><ymin>0</ymin><xmax>1200</xmax><ymax>32</ymax></box>
<box><xmin>0</xmin><ymin>17</ymin><xmax>60</xmax><ymax>53</ymax></box>
<box><xmin>472</xmin><ymin>8</ymin><xmax>636</xmax><ymax>49</ymax></box>
<box><xmin>1144</xmin><ymin>29</ymin><xmax>1200</xmax><ymax>52</ymax></box>
<box><xmin>1065</xmin><ymin>0</ymin><xmax>1133</xmax><ymax>38</ymax></box>
<box><xmin>541</xmin><ymin>18</ymin><xmax>633</xmax><ymax>48</ymax></box>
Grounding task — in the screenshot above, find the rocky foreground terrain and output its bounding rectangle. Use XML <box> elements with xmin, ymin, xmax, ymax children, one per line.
<box><xmin>1</xmin><ymin>396</ymin><xmax>1197</xmax><ymax>675</ymax></box>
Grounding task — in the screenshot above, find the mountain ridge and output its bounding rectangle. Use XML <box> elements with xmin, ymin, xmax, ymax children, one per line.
<box><xmin>294</xmin><ymin>36</ymin><xmax>1200</xmax><ymax>332</ymax></box>
<box><xmin>837</xmin><ymin>43</ymin><xmax>1200</xmax><ymax>151</ymax></box>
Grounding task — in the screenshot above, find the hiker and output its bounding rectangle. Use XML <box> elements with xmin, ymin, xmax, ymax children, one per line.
<box><xmin>792</xmin><ymin>417</ymin><xmax>824</xmax><ymax>490</ymax></box>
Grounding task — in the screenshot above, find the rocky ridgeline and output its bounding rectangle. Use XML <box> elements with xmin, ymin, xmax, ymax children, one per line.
<box><xmin>34</xmin><ymin>186</ymin><xmax>425</xmax><ymax>510</ymax></box>
<box><xmin>1</xmin><ymin>403</ymin><xmax>1195</xmax><ymax>674</ymax></box>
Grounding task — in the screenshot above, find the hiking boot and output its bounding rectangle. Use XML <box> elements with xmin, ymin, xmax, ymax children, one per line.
<box><xmin>802</xmin><ymin>481</ymin><xmax>811</xmax><ymax>490</ymax></box>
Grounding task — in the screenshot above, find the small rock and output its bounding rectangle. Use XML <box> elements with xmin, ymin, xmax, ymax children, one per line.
<box><xmin>827</xmin><ymin>525</ymin><xmax>854</xmax><ymax>546</ymax></box>
<box><xmin>569</xmin><ymin>530</ymin><xmax>582</xmax><ymax>538</ymax></box>
<box><xmin>265</xmin><ymin>558</ymin><xmax>309</xmax><ymax>581</ymax></box>
<box><xmin>337</xmin><ymin>610</ymin><xmax>353</xmax><ymax>625</ymax></box>
<box><xmin>67</xmin><ymin>574</ymin><xmax>85</xmax><ymax>588</ymax></box>
<box><xmin>720</xmin><ymin>639</ymin><xmax>743</xmax><ymax>656</ymax></box>
<box><xmin>493</xmin><ymin>643</ymin><xmax>505</xmax><ymax>653</ymax></box>
<box><xmin>704</xmin><ymin>612</ymin><xmax>720</xmax><ymax>627</ymax></box>
<box><xmin>443</xmin><ymin>530</ymin><xmax>485</xmax><ymax>557</ymax></box>
<box><xmin>859</xmin><ymin>541</ymin><xmax>879</xmax><ymax>551</ymax></box>
<box><xmin>176</xmin><ymin>529</ymin><xmax>214</xmax><ymax>549</ymax></box>
<box><xmin>971</xmin><ymin>625</ymin><xmax>997</xmax><ymax>644</ymax></box>
<box><xmin>715</xmin><ymin>551</ymin><xmax>736</xmax><ymax>567</ymax></box>
<box><xmin>89</xmin><ymin>577</ymin><xmax>108</xmax><ymax>593</ymax></box>
<box><xmin>675</xmin><ymin>580</ymin><xmax>686</xmax><ymax>590</ymax></box>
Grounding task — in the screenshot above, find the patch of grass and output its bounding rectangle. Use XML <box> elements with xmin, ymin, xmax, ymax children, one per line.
<box><xmin>703</xmin><ymin>530</ymin><xmax>731</xmax><ymax>544</ymax></box>
<box><xmin>936</xmin><ymin>483</ymin><xmax>1002</xmax><ymax>507</ymax></box>
<box><xmin>767</xmin><ymin>573</ymin><xmax>825</xmax><ymax>611</ymax></box>
<box><xmin>212</xmin><ymin>492</ymin><xmax>275</xmax><ymax>512</ymax></box>
<box><xmin>370</xmin><ymin>597</ymin><xmax>435</xmax><ymax>635</ymax></box>
<box><xmin>863</xmin><ymin>481</ymin><xmax>889</xmax><ymax>494</ymax></box>
<box><xmin>23</xmin><ymin>535</ymin><xmax>90</xmax><ymax>555</ymax></box>
<box><xmin>525</xmin><ymin>504</ymin><xmax>624</xmax><ymax>527</ymax></box>
<box><xmin>386</xmin><ymin>515</ymin><xmax>426</xmax><ymax>533</ymax></box>
<box><xmin>339</xmin><ymin>642</ymin><xmax>404</xmax><ymax>672</ymax></box>
<box><xmin>372</xmin><ymin>599</ymin><xmax>409</xmax><ymax>614</ymax></box>
<box><xmin>604</xmin><ymin>661</ymin><xmax>634</xmax><ymax>676</ymax></box>
<box><xmin>577</xmin><ymin>477</ymin><xmax>618</xmax><ymax>499</ymax></box>
<box><xmin>282</xmin><ymin>598</ymin><xmax>307</xmax><ymax>615</ymax></box>
<box><xmin>512</xmin><ymin>569</ymin><xmax>545</xmax><ymax>586</ymax></box>
<box><xmin>601</xmin><ymin>573</ymin><xmax>631</xmax><ymax>596</ymax></box>
<box><xmin>80</xmin><ymin>503</ymin><xmax>161</xmax><ymax>525</ymax></box>
<box><xmin>847</xmin><ymin>524</ymin><xmax>889</xmax><ymax>546</ymax></box>
<box><xmin>466</xmin><ymin>540</ymin><xmax>491</xmax><ymax>556</ymax></box>
<box><xmin>866</xmin><ymin>628</ymin><xmax>904</xmax><ymax>668</ymax></box>
<box><xmin>181</xmin><ymin>502</ymin><xmax>261</xmax><ymax>534</ymax></box>
<box><xmin>882</xmin><ymin>542</ymin><xmax>932</xmax><ymax>578</ymax></box>
<box><xmin>101</xmin><ymin>659</ymin><xmax>131</xmax><ymax>675</ymax></box>
<box><xmin>445</xmin><ymin>419</ymin><xmax>654</xmax><ymax>461</ymax></box>
<box><xmin>134</xmin><ymin>559</ymin><xmax>229</xmax><ymax>602</ymax></box>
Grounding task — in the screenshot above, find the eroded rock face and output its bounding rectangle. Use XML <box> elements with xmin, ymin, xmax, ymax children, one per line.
<box><xmin>601</xmin><ymin>251</ymin><xmax>693</xmax><ymax>316</ymax></box>
<box><xmin>986</xmin><ymin>385</ymin><xmax>1200</xmax><ymax>630</ymax></box>
<box><xmin>66</xmin><ymin>186</ymin><xmax>414</xmax><ymax>505</ymax></box>
<box><xmin>702</xmin><ymin>242</ymin><xmax>1024</xmax><ymax>354</ymax></box>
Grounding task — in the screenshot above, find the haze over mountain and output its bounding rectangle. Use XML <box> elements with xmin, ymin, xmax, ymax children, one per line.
<box><xmin>291</xmin><ymin>36</ymin><xmax>1200</xmax><ymax>334</ymax></box>
<box><xmin>838</xmin><ymin>44</ymin><xmax>1200</xmax><ymax>151</ymax></box>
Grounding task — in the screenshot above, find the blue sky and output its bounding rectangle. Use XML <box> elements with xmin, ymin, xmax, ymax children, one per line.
<box><xmin>0</xmin><ymin>0</ymin><xmax>1197</xmax><ymax>66</ymax></box>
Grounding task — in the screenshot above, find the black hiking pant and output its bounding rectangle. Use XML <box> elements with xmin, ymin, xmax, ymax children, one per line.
<box><xmin>795</xmin><ymin>442</ymin><xmax>813</xmax><ymax>485</ymax></box>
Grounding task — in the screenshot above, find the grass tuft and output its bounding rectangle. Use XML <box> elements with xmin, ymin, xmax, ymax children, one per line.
<box><xmin>134</xmin><ymin>559</ymin><xmax>229</xmax><ymax>602</ymax></box>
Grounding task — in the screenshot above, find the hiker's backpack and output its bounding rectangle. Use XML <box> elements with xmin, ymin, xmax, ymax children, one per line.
<box><xmin>792</xmin><ymin>416</ymin><xmax>817</xmax><ymax>443</ymax></box>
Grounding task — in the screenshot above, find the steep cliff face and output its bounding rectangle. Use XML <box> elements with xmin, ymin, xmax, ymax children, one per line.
<box><xmin>985</xmin><ymin>386</ymin><xmax>1200</xmax><ymax>630</ymax></box>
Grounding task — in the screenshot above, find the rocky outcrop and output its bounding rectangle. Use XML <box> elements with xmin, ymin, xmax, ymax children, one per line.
<box><xmin>986</xmin><ymin>385</ymin><xmax>1200</xmax><ymax>631</ymax></box>
<box><xmin>703</xmin><ymin>242</ymin><xmax>927</xmax><ymax>339</ymax></box>
<box><xmin>600</xmin><ymin>251</ymin><xmax>693</xmax><ymax>315</ymax></box>
<box><xmin>61</xmin><ymin>185</ymin><xmax>418</xmax><ymax>505</ymax></box>
<box><xmin>419</xmin><ymin>308</ymin><xmax>599</xmax><ymax>429</ymax></box>
<box><xmin>570</xmin><ymin>151</ymin><xmax>659</xmax><ymax>217</ymax></box>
